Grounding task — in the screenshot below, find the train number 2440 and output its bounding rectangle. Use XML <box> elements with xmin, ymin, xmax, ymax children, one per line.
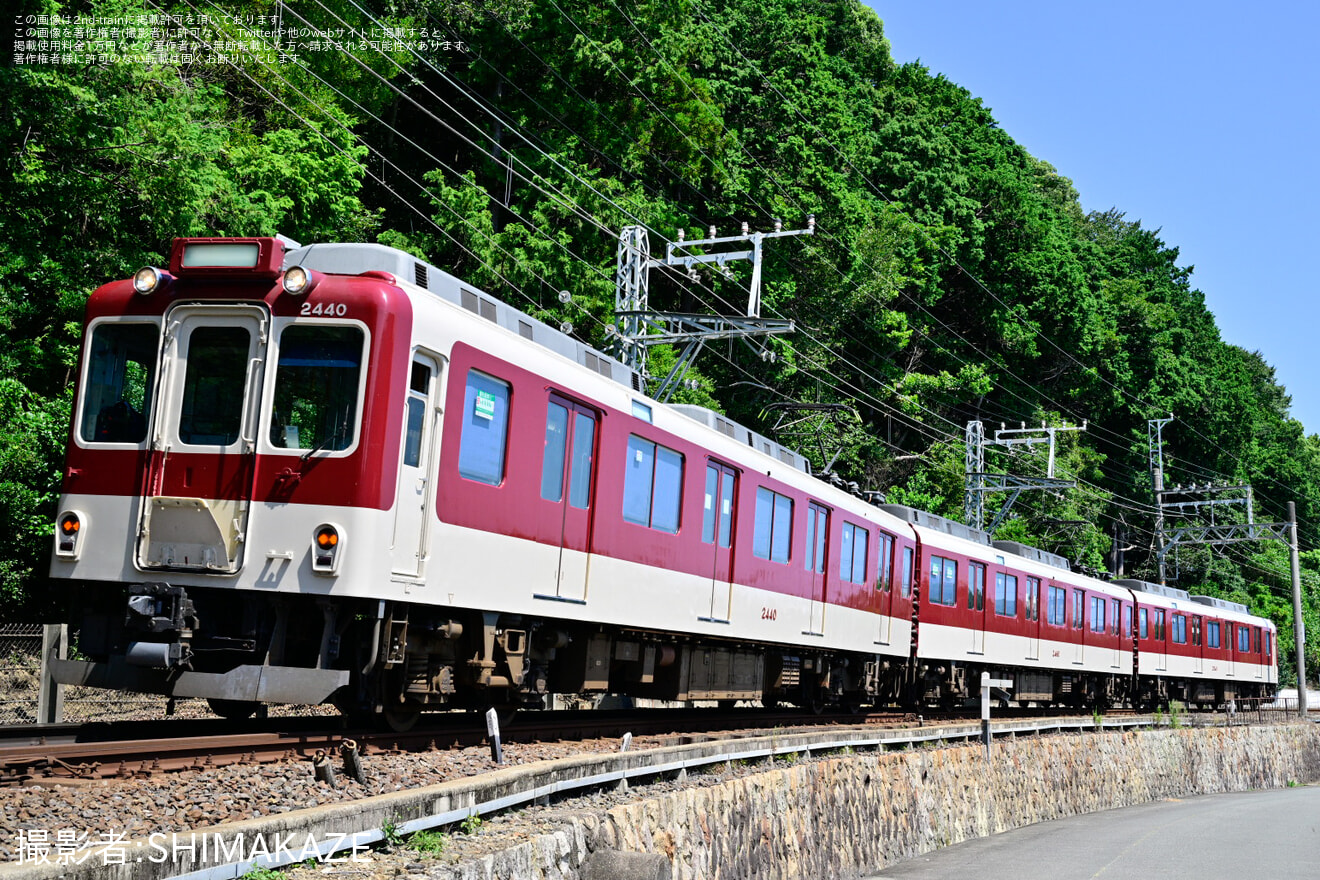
<box><xmin>761</xmin><ymin>607</ymin><xmax>778</xmax><ymax>621</ymax></box>
<box><xmin>300</xmin><ymin>301</ymin><xmax>349</xmax><ymax>317</ymax></box>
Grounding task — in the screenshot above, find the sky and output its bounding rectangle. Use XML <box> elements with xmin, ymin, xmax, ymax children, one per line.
<box><xmin>864</xmin><ymin>0</ymin><xmax>1320</xmax><ymax>436</ymax></box>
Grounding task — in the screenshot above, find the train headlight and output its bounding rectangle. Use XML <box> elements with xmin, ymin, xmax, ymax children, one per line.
<box><xmin>311</xmin><ymin>523</ymin><xmax>342</xmax><ymax>575</ymax></box>
<box><xmin>55</xmin><ymin>511</ymin><xmax>85</xmax><ymax>560</ymax></box>
<box><xmin>133</xmin><ymin>266</ymin><xmax>167</xmax><ymax>295</ymax></box>
<box><xmin>282</xmin><ymin>265</ymin><xmax>312</xmax><ymax>295</ymax></box>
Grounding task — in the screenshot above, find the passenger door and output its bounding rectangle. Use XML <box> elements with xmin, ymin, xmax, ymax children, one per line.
<box><xmin>700</xmin><ymin>462</ymin><xmax>737</xmax><ymax>623</ymax></box>
<box><xmin>1026</xmin><ymin>578</ymin><xmax>1042</xmax><ymax>661</ymax></box>
<box><xmin>1072</xmin><ymin>588</ymin><xmax>1086</xmax><ymax>665</ymax></box>
<box><xmin>391</xmin><ymin>353</ymin><xmax>444</xmax><ymax>579</ymax></box>
<box><xmin>539</xmin><ymin>397</ymin><xmax>598</xmax><ymax>602</ymax></box>
<box><xmin>968</xmin><ymin>564</ymin><xmax>986</xmax><ymax>654</ymax></box>
<box><xmin>137</xmin><ymin>303</ymin><xmax>269</xmax><ymax>573</ymax></box>
<box><xmin>805</xmin><ymin>502</ymin><xmax>829</xmax><ymax>636</ymax></box>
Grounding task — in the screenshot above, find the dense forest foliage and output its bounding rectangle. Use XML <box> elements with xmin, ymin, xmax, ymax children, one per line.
<box><xmin>5</xmin><ymin>0</ymin><xmax>1319</xmax><ymax>683</ymax></box>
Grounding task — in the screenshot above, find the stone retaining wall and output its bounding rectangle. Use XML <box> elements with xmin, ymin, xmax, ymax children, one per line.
<box><xmin>442</xmin><ymin>724</ymin><xmax>1320</xmax><ymax>880</ymax></box>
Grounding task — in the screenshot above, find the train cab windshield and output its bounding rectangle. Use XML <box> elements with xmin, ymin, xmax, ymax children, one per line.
<box><xmin>268</xmin><ymin>323</ymin><xmax>366</xmax><ymax>452</ymax></box>
<box><xmin>80</xmin><ymin>321</ymin><xmax>159</xmax><ymax>444</ymax></box>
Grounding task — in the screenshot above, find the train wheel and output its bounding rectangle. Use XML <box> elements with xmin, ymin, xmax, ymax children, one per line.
<box><xmin>382</xmin><ymin>701</ymin><xmax>422</xmax><ymax>733</ymax></box>
<box><xmin>207</xmin><ymin>698</ymin><xmax>258</xmax><ymax>720</ymax></box>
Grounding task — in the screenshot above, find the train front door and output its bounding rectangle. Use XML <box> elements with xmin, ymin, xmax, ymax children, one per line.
<box><xmin>391</xmin><ymin>353</ymin><xmax>444</xmax><ymax>579</ymax></box>
<box><xmin>541</xmin><ymin>397</ymin><xmax>598</xmax><ymax>602</ymax></box>
<box><xmin>700</xmin><ymin>462</ymin><xmax>737</xmax><ymax>623</ymax></box>
<box><xmin>137</xmin><ymin>303</ymin><xmax>269</xmax><ymax>573</ymax></box>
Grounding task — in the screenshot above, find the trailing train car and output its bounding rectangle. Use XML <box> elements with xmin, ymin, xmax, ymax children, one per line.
<box><xmin>47</xmin><ymin>237</ymin><xmax>1276</xmax><ymax>727</ymax></box>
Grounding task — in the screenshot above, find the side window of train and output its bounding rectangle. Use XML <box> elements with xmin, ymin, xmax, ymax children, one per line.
<box><xmin>1208</xmin><ymin>620</ymin><xmax>1221</xmax><ymax>648</ymax></box>
<box><xmin>1238</xmin><ymin>625</ymin><xmax>1250</xmax><ymax>653</ymax></box>
<box><xmin>1072</xmin><ymin>589</ymin><xmax>1085</xmax><ymax>630</ymax></box>
<box><xmin>1025</xmin><ymin>577</ymin><xmax>1041</xmax><ymax>621</ymax></box>
<box><xmin>622</xmin><ymin>435</ymin><xmax>683</xmax><ymax>532</ymax></box>
<box><xmin>458</xmin><ymin>370</ymin><xmax>511</xmax><ymax>485</ymax></box>
<box><xmin>80</xmin><ymin>321</ymin><xmax>159</xmax><ymax>444</ymax></box>
<box><xmin>1123</xmin><ymin>604</ymin><xmax>1132</xmax><ymax>637</ymax></box>
<box><xmin>1265</xmin><ymin>630</ymin><xmax>1272</xmax><ymax>657</ymax></box>
<box><xmin>1090</xmin><ymin>596</ymin><xmax>1106</xmax><ymax>633</ymax></box>
<box><xmin>877</xmin><ymin>532</ymin><xmax>895</xmax><ymax>591</ymax></box>
<box><xmin>840</xmin><ymin>521</ymin><xmax>869</xmax><ymax>585</ymax></box>
<box><xmin>901</xmin><ymin>547</ymin><xmax>914</xmax><ymax>598</ymax></box>
<box><xmin>753</xmin><ymin>487</ymin><xmax>793</xmax><ymax>563</ymax></box>
<box><xmin>1139</xmin><ymin>608</ymin><xmax>1149</xmax><ymax>639</ymax></box>
<box><xmin>994</xmin><ymin>571</ymin><xmax>1016</xmax><ymax>617</ymax></box>
<box><xmin>1047</xmin><ymin>585</ymin><xmax>1066</xmax><ymax>625</ymax></box>
<box><xmin>1191</xmin><ymin>616</ymin><xmax>1202</xmax><ymax>647</ymax></box>
<box><xmin>1153</xmin><ymin>610</ymin><xmax>1166</xmax><ymax>641</ymax></box>
<box><xmin>269</xmin><ymin>324</ymin><xmax>365</xmax><ymax>451</ymax></box>
<box><xmin>701</xmin><ymin>464</ymin><xmax>736</xmax><ymax>547</ymax></box>
<box><xmin>928</xmin><ymin>556</ymin><xmax>957</xmax><ymax>606</ymax></box>
<box><xmin>1171</xmin><ymin>614</ymin><xmax>1186</xmax><ymax>644</ymax></box>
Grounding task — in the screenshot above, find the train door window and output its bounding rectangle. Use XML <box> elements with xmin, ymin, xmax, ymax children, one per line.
<box><xmin>841</xmin><ymin>521</ymin><xmax>869</xmax><ymax>585</ymax></box>
<box><xmin>458</xmin><ymin>370</ymin><xmax>511</xmax><ymax>485</ymax></box>
<box><xmin>269</xmin><ymin>324</ymin><xmax>365</xmax><ymax>452</ymax></box>
<box><xmin>1153</xmin><ymin>610</ymin><xmax>1166</xmax><ymax>641</ymax></box>
<box><xmin>1208</xmin><ymin>621</ymin><xmax>1221</xmax><ymax>648</ymax></box>
<box><xmin>877</xmin><ymin>532</ymin><xmax>895</xmax><ymax>590</ymax></box>
<box><xmin>402</xmin><ymin>363</ymin><xmax>431</xmax><ymax>468</ymax></box>
<box><xmin>1253</xmin><ymin>627</ymin><xmax>1261</xmax><ymax>653</ymax></box>
<box><xmin>1191</xmin><ymin>616</ymin><xmax>1202</xmax><ymax>647</ymax></box>
<box><xmin>703</xmin><ymin>467</ymin><xmax>719</xmax><ymax>543</ymax></box>
<box><xmin>1072</xmin><ymin>589</ymin><xmax>1085</xmax><ymax>630</ymax></box>
<box><xmin>1025</xmin><ymin>577</ymin><xmax>1040</xmax><ymax>621</ymax></box>
<box><xmin>805</xmin><ymin>503</ymin><xmax>828</xmax><ymax>573</ymax></box>
<box><xmin>994</xmin><ymin>572</ymin><xmax>1017</xmax><ymax>617</ymax></box>
<box><xmin>702</xmin><ymin>464</ymin><xmax>736</xmax><ymax>547</ymax></box>
<box><xmin>623</xmin><ymin>436</ymin><xmax>683</xmax><ymax>532</ymax></box>
<box><xmin>1172</xmin><ymin>614</ymin><xmax>1186</xmax><ymax>644</ymax></box>
<box><xmin>80</xmin><ymin>322</ymin><xmax>159</xmax><ymax>444</ymax></box>
<box><xmin>1139</xmin><ymin>608</ymin><xmax>1149</xmax><ymax>639</ymax></box>
<box><xmin>928</xmin><ymin>556</ymin><xmax>957</xmax><ymax>606</ymax></box>
<box><xmin>1112</xmin><ymin>601</ymin><xmax>1121</xmax><ymax>635</ymax></box>
<box><xmin>901</xmin><ymin>547</ymin><xmax>914</xmax><ymax>598</ymax></box>
<box><xmin>967</xmin><ymin>563</ymin><xmax>984</xmax><ymax>611</ymax></box>
<box><xmin>753</xmin><ymin>487</ymin><xmax>793</xmax><ymax>563</ymax></box>
<box><xmin>179</xmin><ymin>326</ymin><xmax>250</xmax><ymax>445</ymax></box>
<box><xmin>540</xmin><ymin>402</ymin><xmax>569</xmax><ymax>501</ymax></box>
<box><xmin>1047</xmin><ymin>585</ymin><xmax>1066</xmax><ymax>625</ymax></box>
<box><xmin>1090</xmin><ymin>597</ymin><xmax>1106</xmax><ymax>633</ymax></box>
<box><xmin>568</xmin><ymin>412</ymin><xmax>595</xmax><ymax>508</ymax></box>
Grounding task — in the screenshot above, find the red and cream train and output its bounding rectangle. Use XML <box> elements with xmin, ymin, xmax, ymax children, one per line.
<box><xmin>48</xmin><ymin>237</ymin><xmax>1277</xmax><ymax>726</ymax></box>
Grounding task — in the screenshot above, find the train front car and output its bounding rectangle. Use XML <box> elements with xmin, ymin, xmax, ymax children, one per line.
<box><xmin>49</xmin><ymin>237</ymin><xmax>410</xmax><ymax>718</ymax></box>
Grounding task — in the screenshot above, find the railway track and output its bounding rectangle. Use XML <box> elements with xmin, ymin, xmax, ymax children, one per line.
<box><xmin>5</xmin><ymin>699</ymin><xmax>1297</xmax><ymax>787</ymax></box>
<box><xmin>0</xmin><ymin>707</ymin><xmax>919</xmax><ymax>785</ymax></box>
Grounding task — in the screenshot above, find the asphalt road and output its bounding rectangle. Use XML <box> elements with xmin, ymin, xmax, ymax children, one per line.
<box><xmin>869</xmin><ymin>785</ymin><xmax>1320</xmax><ymax>879</ymax></box>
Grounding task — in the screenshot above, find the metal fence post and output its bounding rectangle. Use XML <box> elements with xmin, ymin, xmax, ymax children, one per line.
<box><xmin>38</xmin><ymin>623</ymin><xmax>67</xmax><ymax>724</ymax></box>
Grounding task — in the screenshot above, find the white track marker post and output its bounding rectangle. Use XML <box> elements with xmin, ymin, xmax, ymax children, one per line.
<box><xmin>486</xmin><ymin>708</ymin><xmax>504</xmax><ymax>764</ymax></box>
<box><xmin>981</xmin><ymin>672</ymin><xmax>1012</xmax><ymax>760</ymax></box>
